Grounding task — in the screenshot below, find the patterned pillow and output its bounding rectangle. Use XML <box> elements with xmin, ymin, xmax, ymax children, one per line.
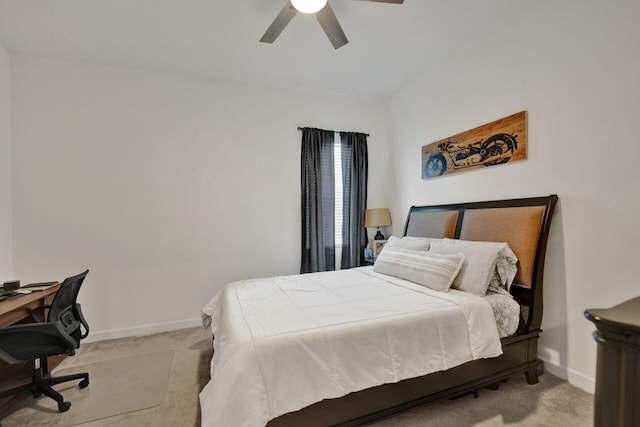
<box><xmin>373</xmin><ymin>246</ymin><xmax>465</xmax><ymax>292</ymax></box>
<box><xmin>487</xmin><ymin>245</ymin><xmax>519</xmax><ymax>293</ymax></box>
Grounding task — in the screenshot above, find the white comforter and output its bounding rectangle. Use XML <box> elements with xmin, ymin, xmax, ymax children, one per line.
<box><xmin>200</xmin><ymin>267</ymin><xmax>502</xmax><ymax>427</ymax></box>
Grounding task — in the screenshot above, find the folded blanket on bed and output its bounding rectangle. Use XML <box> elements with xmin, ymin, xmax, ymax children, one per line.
<box><xmin>200</xmin><ymin>267</ymin><xmax>502</xmax><ymax>427</ymax></box>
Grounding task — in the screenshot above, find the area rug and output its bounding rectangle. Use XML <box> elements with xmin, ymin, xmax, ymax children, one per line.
<box><xmin>25</xmin><ymin>350</ymin><xmax>174</xmax><ymax>426</ymax></box>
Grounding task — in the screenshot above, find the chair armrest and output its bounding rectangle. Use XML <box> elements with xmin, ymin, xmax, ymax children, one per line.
<box><xmin>76</xmin><ymin>304</ymin><xmax>90</xmax><ymax>339</ymax></box>
<box><xmin>0</xmin><ymin>322</ymin><xmax>78</xmax><ymax>364</ymax></box>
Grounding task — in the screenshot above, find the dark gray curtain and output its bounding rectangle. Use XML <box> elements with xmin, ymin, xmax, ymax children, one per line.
<box><xmin>340</xmin><ymin>132</ymin><xmax>368</xmax><ymax>269</ymax></box>
<box><xmin>300</xmin><ymin>128</ymin><xmax>336</xmax><ymax>273</ymax></box>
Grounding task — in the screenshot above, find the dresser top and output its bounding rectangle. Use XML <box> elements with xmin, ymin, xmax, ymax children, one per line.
<box><xmin>585</xmin><ymin>296</ymin><xmax>640</xmax><ymax>335</ymax></box>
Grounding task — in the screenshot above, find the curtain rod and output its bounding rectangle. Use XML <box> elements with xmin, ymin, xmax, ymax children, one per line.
<box><xmin>297</xmin><ymin>127</ymin><xmax>370</xmax><ymax>137</ymax></box>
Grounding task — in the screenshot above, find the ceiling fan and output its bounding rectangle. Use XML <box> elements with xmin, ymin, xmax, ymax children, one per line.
<box><xmin>260</xmin><ymin>0</ymin><xmax>404</xmax><ymax>49</ymax></box>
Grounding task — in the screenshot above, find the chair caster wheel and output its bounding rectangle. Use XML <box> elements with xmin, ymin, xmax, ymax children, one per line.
<box><xmin>79</xmin><ymin>379</ymin><xmax>89</xmax><ymax>389</ymax></box>
<box><xmin>58</xmin><ymin>401</ymin><xmax>71</xmax><ymax>412</ymax></box>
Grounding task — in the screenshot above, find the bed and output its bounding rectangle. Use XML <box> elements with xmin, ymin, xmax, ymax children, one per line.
<box><xmin>200</xmin><ymin>195</ymin><xmax>558</xmax><ymax>427</ymax></box>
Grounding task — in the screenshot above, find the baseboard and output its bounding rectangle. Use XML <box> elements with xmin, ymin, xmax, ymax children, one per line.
<box><xmin>85</xmin><ymin>317</ymin><xmax>204</xmax><ymax>343</ymax></box>
<box><xmin>539</xmin><ymin>355</ymin><xmax>595</xmax><ymax>394</ymax></box>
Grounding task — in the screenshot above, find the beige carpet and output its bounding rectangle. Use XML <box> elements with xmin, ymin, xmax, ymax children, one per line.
<box><xmin>368</xmin><ymin>375</ymin><xmax>593</xmax><ymax>427</ymax></box>
<box><xmin>0</xmin><ymin>328</ymin><xmax>210</xmax><ymax>427</ymax></box>
<box><xmin>51</xmin><ymin>350</ymin><xmax>173</xmax><ymax>425</ymax></box>
<box><xmin>0</xmin><ymin>327</ymin><xmax>593</xmax><ymax>427</ymax></box>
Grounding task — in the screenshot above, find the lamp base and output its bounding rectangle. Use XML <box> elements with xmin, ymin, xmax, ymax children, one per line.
<box><xmin>374</xmin><ymin>230</ymin><xmax>385</xmax><ymax>240</ymax></box>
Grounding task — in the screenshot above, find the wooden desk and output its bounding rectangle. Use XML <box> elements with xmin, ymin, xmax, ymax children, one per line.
<box><xmin>0</xmin><ymin>284</ymin><xmax>60</xmax><ymax>382</ymax></box>
<box><xmin>0</xmin><ymin>284</ymin><xmax>60</xmax><ymax>327</ymax></box>
<box><xmin>0</xmin><ymin>284</ymin><xmax>63</xmax><ymax>416</ymax></box>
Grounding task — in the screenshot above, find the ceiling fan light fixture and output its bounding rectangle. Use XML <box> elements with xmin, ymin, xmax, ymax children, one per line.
<box><xmin>291</xmin><ymin>0</ymin><xmax>327</xmax><ymax>14</ymax></box>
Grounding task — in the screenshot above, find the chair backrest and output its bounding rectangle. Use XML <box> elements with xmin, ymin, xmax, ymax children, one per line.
<box><xmin>47</xmin><ymin>270</ymin><xmax>89</xmax><ymax>344</ymax></box>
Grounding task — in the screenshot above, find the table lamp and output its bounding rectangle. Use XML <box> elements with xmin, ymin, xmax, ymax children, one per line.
<box><xmin>365</xmin><ymin>208</ymin><xmax>392</xmax><ymax>240</ymax></box>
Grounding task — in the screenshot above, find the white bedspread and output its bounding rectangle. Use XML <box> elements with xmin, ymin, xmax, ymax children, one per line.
<box><xmin>200</xmin><ymin>267</ymin><xmax>502</xmax><ymax>427</ymax></box>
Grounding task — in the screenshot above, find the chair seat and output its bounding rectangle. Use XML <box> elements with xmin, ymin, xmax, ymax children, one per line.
<box><xmin>9</xmin><ymin>342</ymin><xmax>71</xmax><ymax>362</ymax></box>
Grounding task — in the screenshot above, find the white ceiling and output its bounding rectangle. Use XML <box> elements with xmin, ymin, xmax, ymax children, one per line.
<box><xmin>0</xmin><ymin>0</ymin><xmax>530</xmax><ymax>99</ymax></box>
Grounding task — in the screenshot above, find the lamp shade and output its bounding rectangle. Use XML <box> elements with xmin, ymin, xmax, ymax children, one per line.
<box><xmin>365</xmin><ymin>208</ymin><xmax>392</xmax><ymax>228</ymax></box>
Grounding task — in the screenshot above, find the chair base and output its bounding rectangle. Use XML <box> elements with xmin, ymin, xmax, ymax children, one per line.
<box><xmin>32</xmin><ymin>358</ymin><xmax>89</xmax><ymax>412</ymax></box>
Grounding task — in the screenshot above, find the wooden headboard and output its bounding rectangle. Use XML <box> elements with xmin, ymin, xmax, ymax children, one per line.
<box><xmin>403</xmin><ymin>195</ymin><xmax>558</xmax><ymax>333</ymax></box>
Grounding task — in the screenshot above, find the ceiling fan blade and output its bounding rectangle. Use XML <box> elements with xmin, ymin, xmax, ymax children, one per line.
<box><xmin>316</xmin><ymin>3</ymin><xmax>348</xmax><ymax>49</ymax></box>
<box><xmin>356</xmin><ymin>0</ymin><xmax>404</xmax><ymax>3</ymax></box>
<box><xmin>260</xmin><ymin>1</ymin><xmax>298</xmax><ymax>44</ymax></box>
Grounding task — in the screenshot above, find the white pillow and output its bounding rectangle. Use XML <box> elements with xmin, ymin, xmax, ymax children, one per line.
<box><xmin>386</xmin><ymin>236</ymin><xmax>437</xmax><ymax>252</ymax></box>
<box><xmin>373</xmin><ymin>246</ymin><xmax>465</xmax><ymax>292</ymax></box>
<box><xmin>429</xmin><ymin>238</ymin><xmax>511</xmax><ymax>296</ymax></box>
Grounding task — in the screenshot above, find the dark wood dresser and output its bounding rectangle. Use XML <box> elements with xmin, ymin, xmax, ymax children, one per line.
<box><xmin>584</xmin><ymin>297</ymin><xmax>640</xmax><ymax>427</ymax></box>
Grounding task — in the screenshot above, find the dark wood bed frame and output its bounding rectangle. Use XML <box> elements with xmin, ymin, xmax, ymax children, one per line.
<box><xmin>269</xmin><ymin>195</ymin><xmax>558</xmax><ymax>427</ymax></box>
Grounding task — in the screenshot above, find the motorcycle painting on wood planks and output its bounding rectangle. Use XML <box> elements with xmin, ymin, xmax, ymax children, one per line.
<box><xmin>422</xmin><ymin>111</ymin><xmax>528</xmax><ymax>179</ymax></box>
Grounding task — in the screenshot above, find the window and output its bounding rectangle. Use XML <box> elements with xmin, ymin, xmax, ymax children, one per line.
<box><xmin>300</xmin><ymin>127</ymin><xmax>368</xmax><ymax>273</ymax></box>
<box><xmin>333</xmin><ymin>133</ymin><xmax>343</xmax><ymax>247</ymax></box>
<box><xmin>333</xmin><ymin>133</ymin><xmax>343</xmax><ymax>268</ymax></box>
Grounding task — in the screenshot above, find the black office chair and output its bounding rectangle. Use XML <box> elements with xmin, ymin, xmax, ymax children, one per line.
<box><xmin>0</xmin><ymin>270</ymin><xmax>90</xmax><ymax>412</ymax></box>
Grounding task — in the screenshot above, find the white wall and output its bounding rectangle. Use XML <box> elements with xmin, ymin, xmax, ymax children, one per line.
<box><xmin>11</xmin><ymin>55</ymin><xmax>392</xmax><ymax>340</ymax></box>
<box><xmin>0</xmin><ymin>45</ymin><xmax>11</xmax><ymax>280</ymax></box>
<box><xmin>10</xmin><ymin>0</ymin><xmax>636</xmax><ymax>391</ymax></box>
<box><xmin>388</xmin><ymin>0</ymin><xmax>640</xmax><ymax>392</ymax></box>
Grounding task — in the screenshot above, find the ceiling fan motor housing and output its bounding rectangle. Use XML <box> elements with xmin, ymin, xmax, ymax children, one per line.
<box><xmin>261</xmin><ymin>0</ymin><xmax>404</xmax><ymax>49</ymax></box>
<box><xmin>291</xmin><ymin>0</ymin><xmax>328</xmax><ymax>14</ymax></box>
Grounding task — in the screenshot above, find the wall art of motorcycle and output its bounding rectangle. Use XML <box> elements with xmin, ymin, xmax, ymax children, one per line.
<box><xmin>422</xmin><ymin>111</ymin><xmax>527</xmax><ymax>179</ymax></box>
